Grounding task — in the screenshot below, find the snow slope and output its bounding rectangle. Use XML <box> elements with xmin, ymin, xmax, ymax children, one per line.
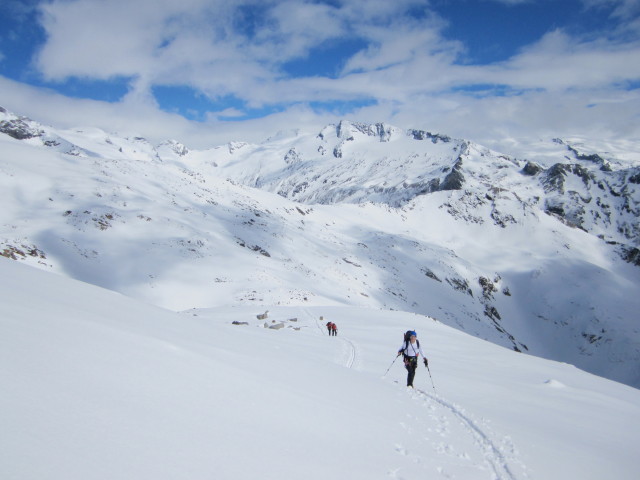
<box><xmin>1</xmin><ymin>257</ymin><xmax>639</xmax><ymax>480</ymax></box>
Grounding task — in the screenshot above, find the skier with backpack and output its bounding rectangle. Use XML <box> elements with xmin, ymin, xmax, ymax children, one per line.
<box><xmin>397</xmin><ymin>330</ymin><xmax>428</xmax><ymax>388</ymax></box>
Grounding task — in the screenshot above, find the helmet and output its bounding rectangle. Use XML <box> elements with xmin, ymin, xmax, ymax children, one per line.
<box><xmin>403</xmin><ymin>330</ymin><xmax>418</xmax><ymax>342</ymax></box>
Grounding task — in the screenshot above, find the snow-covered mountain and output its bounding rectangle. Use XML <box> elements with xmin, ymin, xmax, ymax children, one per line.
<box><xmin>207</xmin><ymin>119</ymin><xmax>640</xmax><ymax>249</ymax></box>
<box><xmin>1</xmin><ymin>106</ymin><xmax>639</xmax><ymax>389</ymax></box>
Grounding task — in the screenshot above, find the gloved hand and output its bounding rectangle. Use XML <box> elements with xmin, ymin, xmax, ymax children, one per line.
<box><xmin>423</xmin><ymin>358</ymin><xmax>429</xmax><ymax>367</ymax></box>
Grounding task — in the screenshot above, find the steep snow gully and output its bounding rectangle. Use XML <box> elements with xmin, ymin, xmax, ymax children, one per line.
<box><xmin>308</xmin><ymin>308</ymin><xmax>522</xmax><ymax>479</ymax></box>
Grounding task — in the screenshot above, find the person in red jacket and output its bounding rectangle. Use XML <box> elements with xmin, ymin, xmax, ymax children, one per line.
<box><xmin>331</xmin><ymin>322</ymin><xmax>338</xmax><ymax>336</ymax></box>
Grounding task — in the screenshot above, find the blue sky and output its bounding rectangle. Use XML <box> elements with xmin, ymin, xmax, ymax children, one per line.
<box><xmin>1</xmin><ymin>0</ymin><xmax>639</xmax><ymax>148</ymax></box>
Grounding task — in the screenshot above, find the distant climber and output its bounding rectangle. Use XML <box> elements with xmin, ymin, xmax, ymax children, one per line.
<box><xmin>397</xmin><ymin>330</ymin><xmax>428</xmax><ymax>388</ymax></box>
<box><xmin>325</xmin><ymin>321</ymin><xmax>338</xmax><ymax>336</ymax></box>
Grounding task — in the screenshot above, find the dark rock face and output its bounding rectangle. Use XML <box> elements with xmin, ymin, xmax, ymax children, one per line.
<box><xmin>622</xmin><ymin>246</ymin><xmax>640</xmax><ymax>266</ymax></box>
<box><xmin>568</xmin><ymin>145</ymin><xmax>606</xmax><ymax>165</ymax></box>
<box><xmin>542</xmin><ymin>163</ymin><xmax>594</xmax><ymax>194</ymax></box>
<box><xmin>408</xmin><ymin>178</ymin><xmax>441</xmax><ymax>197</ymax></box>
<box><xmin>440</xmin><ymin>159</ymin><xmax>465</xmax><ymax>191</ymax></box>
<box><xmin>0</xmin><ymin>118</ymin><xmax>44</xmax><ymax>140</ymax></box>
<box><xmin>336</xmin><ymin>120</ymin><xmax>395</xmax><ymax>142</ymax></box>
<box><xmin>408</xmin><ymin>129</ymin><xmax>452</xmax><ymax>143</ymax></box>
<box><xmin>522</xmin><ymin>161</ymin><xmax>543</xmax><ymax>176</ymax></box>
<box><xmin>284</xmin><ymin>148</ymin><xmax>302</xmax><ymax>165</ymax></box>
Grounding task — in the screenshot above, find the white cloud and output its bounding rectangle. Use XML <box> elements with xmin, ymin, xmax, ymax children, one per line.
<box><xmin>341</xmin><ymin>19</ymin><xmax>460</xmax><ymax>75</ymax></box>
<box><xmin>257</xmin><ymin>1</ymin><xmax>345</xmax><ymax>56</ymax></box>
<box><xmin>581</xmin><ymin>0</ymin><xmax>640</xmax><ymax>17</ymax></box>
<box><xmin>207</xmin><ymin>107</ymin><xmax>247</xmax><ymax>119</ymax></box>
<box><xmin>34</xmin><ymin>1</ymin><xmax>640</xmax><ymax>100</ymax></box>
<box><xmin>0</xmin><ymin>74</ymin><xmax>337</xmax><ymax>148</ymax></box>
<box><xmin>2</xmin><ymin>0</ymin><xmax>638</xmax><ymax>153</ymax></box>
<box><xmin>455</xmin><ymin>30</ymin><xmax>640</xmax><ymax>93</ymax></box>
<box><xmin>4</xmin><ymin>68</ymin><xmax>639</xmax><ymax>160</ymax></box>
<box><xmin>0</xmin><ymin>75</ymin><xmax>208</xmax><ymax>145</ymax></box>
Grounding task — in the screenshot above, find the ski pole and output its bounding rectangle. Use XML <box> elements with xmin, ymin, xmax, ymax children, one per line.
<box><xmin>425</xmin><ymin>361</ymin><xmax>437</xmax><ymax>394</ymax></box>
<box><xmin>383</xmin><ymin>355</ymin><xmax>400</xmax><ymax>377</ymax></box>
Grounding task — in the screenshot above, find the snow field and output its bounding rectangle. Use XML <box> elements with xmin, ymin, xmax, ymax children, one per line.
<box><xmin>2</xmin><ymin>258</ymin><xmax>639</xmax><ymax>479</ymax></box>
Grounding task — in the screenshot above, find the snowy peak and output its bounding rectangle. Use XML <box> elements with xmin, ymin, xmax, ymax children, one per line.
<box><xmin>535</xmin><ymin>151</ymin><xmax>640</xmax><ymax>249</ymax></box>
<box><xmin>0</xmin><ymin>105</ymin><xmax>165</xmax><ymax>162</ymax></box>
<box><xmin>334</xmin><ymin>119</ymin><xmax>401</xmax><ymax>142</ymax></box>
<box><xmin>204</xmin><ymin>120</ymin><xmax>473</xmax><ymax>205</ymax></box>
<box><xmin>0</xmin><ymin>107</ymin><xmax>45</xmax><ymax>140</ymax></box>
<box><xmin>203</xmin><ymin>121</ymin><xmax>640</xmax><ymax>252</ymax></box>
<box><xmin>156</xmin><ymin>139</ymin><xmax>189</xmax><ymax>159</ymax></box>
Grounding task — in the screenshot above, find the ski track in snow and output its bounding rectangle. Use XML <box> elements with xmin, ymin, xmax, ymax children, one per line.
<box><xmin>340</xmin><ymin>336</ymin><xmax>357</xmax><ymax>369</ymax></box>
<box><xmin>305</xmin><ymin>309</ymin><xmax>523</xmax><ymax>479</ymax></box>
<box><xmin>328</xmin><ymin>327</ymin><xmax>358</xmax><ymax>369</ymax></box>
<box><xmin>310</xmin><ymin>310</ymin><xmax>328</xmax><ymax>337</ymax></box>
<box><xmin>308</xmin><ymin>309</ymin><xmax>358</xmax><ymax>369</ymax></box>
<box><xmin>403</xmin><ymin>386</ymin><xmax>524</xmax><ymax>480</ymax></box>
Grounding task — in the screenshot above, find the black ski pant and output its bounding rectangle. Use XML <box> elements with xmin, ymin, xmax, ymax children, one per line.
<box><xmin>404</xmin><ymin>356</ymin><xmax>418</xmax><ymax>387</ymax></box>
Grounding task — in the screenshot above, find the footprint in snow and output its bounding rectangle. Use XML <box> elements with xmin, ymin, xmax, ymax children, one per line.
<box><xmin>395</xmin><ymin>444</ymin><xmax>409</xmax><ymax>456</ymax></box>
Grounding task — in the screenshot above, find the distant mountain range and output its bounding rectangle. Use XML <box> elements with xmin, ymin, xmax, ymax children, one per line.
<box><xmin>1</xmin><ymin>106</ymin><xmax>639</xmax><ymax>388</ymax></box>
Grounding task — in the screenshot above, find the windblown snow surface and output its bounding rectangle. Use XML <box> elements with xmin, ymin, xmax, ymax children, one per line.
<box><xmin>1</xmin><ymin>257</ymin><xmax>639</xmax><ymax>480</ymax></box>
